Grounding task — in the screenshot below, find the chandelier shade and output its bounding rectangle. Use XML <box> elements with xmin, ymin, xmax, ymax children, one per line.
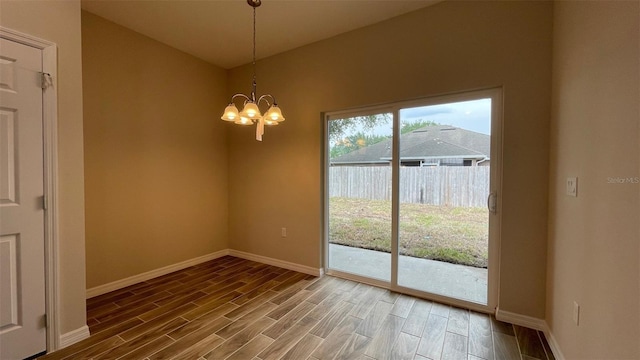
<box><xmin>239</xmin><ymin>102</ymin><xmax>262</xmax><ymax>120</ymax></box>
<box><xmin>264</xmin><ymin>105</ymin><xmax>285</xmax><ymax>122</ymax></box>
<box><xmin>221</xmin><ymin>104</ymin><xmax>240</xmax><ymax>121</ymax></box>
<box><xmin>220</xmin><ymin>0</ymin><xmax>284</xmax><ymax>141</ymax></box>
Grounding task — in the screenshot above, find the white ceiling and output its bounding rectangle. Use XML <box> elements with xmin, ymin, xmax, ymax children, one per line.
<box><xmin>81</xmin><ymin>0</ymin><xmax>440</xmax><ymax>69</ymax></box>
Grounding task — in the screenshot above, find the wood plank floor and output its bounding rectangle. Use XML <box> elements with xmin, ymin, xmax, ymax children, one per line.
<box><xmin>39</xmin><ymin>256</ymin><xmax>555</xmax><ymax>360</ymax></box>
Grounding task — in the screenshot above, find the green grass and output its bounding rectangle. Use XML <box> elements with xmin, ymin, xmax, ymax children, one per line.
<box><xmin>328</xmin><ymin>197</ymin><xmax>489</xmax><ymax>268</ymax></box>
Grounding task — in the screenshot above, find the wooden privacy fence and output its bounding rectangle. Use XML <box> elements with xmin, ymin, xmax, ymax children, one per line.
<box><xmin>329</xmin><ymin>166</ymin><xmax>490</xmax><ymax>207</ymax></box>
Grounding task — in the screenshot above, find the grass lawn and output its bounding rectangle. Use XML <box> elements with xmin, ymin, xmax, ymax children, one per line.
<box><xmin>329</xmin><ymin>197</ymin><xmax>489</xmax><ymax>268</ymax></box>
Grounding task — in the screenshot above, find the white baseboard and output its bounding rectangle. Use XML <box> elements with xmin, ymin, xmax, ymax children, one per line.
<box><xmin>58</xmin><ymin>325</ymin><xmax>90</xmax><ymax>349</ymax></box>
<box><xmin>228</xmin><ymin>249</ymin><xmax>323</xmax><ymax>277</ymax></box>
<box><xmin>86</xmin><ymin>249</ymin><xmax>323</xmax><ymax>298</ymax></box>
<box><xmin>495</xmin><ymin>307</ymin><xmax>546</xmax><ymax>330</ymax></box>
<box><xmin>495</xmin><ymin>308</ymin><xmax>565</xmax><ymax>360</ymax></box>
<box><xmin>86</xmin><ymin>249</ymin><xmax>230</xmax><ymax>298</ymax></box>
<box><xmin>540</xmin><ymin>322</ymin><xmax>566</xmax><ymax>360</ymax></box>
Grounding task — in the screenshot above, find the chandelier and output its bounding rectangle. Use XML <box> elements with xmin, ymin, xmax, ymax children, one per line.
<box><xmin>221</xmin><ymin>0</ymin><xmax>285</xmax><ymax>141</ymax></box>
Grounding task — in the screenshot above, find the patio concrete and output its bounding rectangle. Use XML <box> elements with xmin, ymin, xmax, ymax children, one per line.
<box><xmin>328</xmin><ymin>243</ymin><xmax>487</xmax><ymax>304</ymax></box>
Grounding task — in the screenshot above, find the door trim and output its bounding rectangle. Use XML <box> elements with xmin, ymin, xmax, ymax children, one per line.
<box><xmin>0</xmin><ymin>27</ymin><xmax>61</xmax><ymax>352</ymax></box>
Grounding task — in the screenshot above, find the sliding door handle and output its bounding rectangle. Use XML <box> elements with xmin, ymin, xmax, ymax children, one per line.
<box><xmin>487</xmin><ymin>192</ymin><xmax>497</xmax><ymax>214</ymax></box>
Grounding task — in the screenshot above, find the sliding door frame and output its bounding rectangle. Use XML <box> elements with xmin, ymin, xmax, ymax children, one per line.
<box><xmin>323</xmin><ymin>87</ymin><xmax>503</xmax><ymax>314</ymax></box>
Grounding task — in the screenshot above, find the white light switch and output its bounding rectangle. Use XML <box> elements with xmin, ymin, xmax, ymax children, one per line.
<box><xmin>566</xmin><ymin>177</ymin><xmax>578</xmax><ymax>197</ymax></box>
<box><xmin>281</xmin><ymin>227</ymin><xmax>287</xmax><ymax>237</ymax></box>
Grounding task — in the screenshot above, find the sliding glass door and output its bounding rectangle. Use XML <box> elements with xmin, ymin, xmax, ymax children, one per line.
<box><xmin>396</xmin><ymin>98</ymin><xmax>494</xmax><ymax>305</ymax></box>
<box><xmin>326</xmin><ymin>111</ymin><xmax>393</xmax><ymax>282</ymax></box>
<box><xmin>324</xmin><ymin>89</ymin><xmax>501</xmax><ymax>310</ymax></box>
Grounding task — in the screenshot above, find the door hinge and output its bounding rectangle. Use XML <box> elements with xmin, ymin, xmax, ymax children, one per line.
<box><xmin>42</xmin><ymin>195</ymin><xmax>48</xmax><ymax>210</ymax></box>
<box><xmin>39</xmin><ymin>72</ymin><xmax>52</xmax><ymax>90</ymax></box>
<box><xmin>42</xmin><ymin>313</ymin><xmax>47</xmax><ymax>328</ymax></box>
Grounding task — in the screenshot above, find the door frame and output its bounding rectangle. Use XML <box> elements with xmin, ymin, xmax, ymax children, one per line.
<box><xmin>323</xmin><ymin>87</ymin><xmax>503</xmax><ymax>313</ymax></box>
<box><xmin>0</xmin><ymin>27</ymin><xmax>61</xmax><ymax>351</ymax></box>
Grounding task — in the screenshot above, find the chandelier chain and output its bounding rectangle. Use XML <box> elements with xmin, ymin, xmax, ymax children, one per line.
<box><xmin>252</xmin><ymin>6</ymin><xmax>257</xmax><ymax>90</ymax></box>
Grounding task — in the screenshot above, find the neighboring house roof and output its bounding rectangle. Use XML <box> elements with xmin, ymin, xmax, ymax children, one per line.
<box><xmin>331</xmin><ymin>125</ymin><xmax>490</xmax><ymax>164</ymax></box>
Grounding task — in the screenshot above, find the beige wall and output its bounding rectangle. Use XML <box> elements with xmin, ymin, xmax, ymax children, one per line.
<box><xmin>81</xmin><ymin>12</ymin><xmax>229</xmax><ymax>288</ymax></box>
<box><xmin>228</xmin><ymin>0</ymin><xmax>552</xmax><ymax>318</ymax></box>
<box><xmin>547</xmin><ymin>1</ymin><xmax>640</xmax><ymax>358</ymax></box>
<box><xmin>0</xmin><ymin>0</ymin><xmax>86</xmax><ymax>335</ymax></box>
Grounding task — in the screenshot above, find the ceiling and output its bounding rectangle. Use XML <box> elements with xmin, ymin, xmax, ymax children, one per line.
<box><xmin>81</xmin><ymin>0</ymin><xmax>441</xmax><ymax>69</ymax></box>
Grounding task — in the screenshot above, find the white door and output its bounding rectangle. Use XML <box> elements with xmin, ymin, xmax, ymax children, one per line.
<box><xmin>0</xmin><ymin>38</ymin><xmax>47</xmax><ymax>359</ymax></box>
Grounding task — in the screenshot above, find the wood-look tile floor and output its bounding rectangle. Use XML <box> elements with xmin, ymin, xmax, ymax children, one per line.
<box><xmin>39</xmin><ymin>256</ymin><xmax>555</xmax><ymax>360</ymax></box>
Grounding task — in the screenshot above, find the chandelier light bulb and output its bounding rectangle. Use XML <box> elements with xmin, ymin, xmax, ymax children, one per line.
<box><xmin>234</xmin><ymin>116</ymin><xmax>253</xmax><ymax>125</ymax></box>
<box><xmin>264</xmin><ymin>118</ymin><xmax>279</xmax><ymax>126</ymax></box>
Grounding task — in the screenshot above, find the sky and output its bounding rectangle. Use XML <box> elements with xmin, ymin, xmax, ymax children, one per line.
<box><xmin>334</xmin><ymin>98</ymin><xmax>493</xmax><ymax>141</ymax></box>
<box><xmin>400</xmin><ymin>98</ymin><xmax>492</xmax><ymax>135</ymax></box>
<box><xmin>329</xmin><ymin>98</ymin><xmax>492</xmax><ymax>148</ymax></box>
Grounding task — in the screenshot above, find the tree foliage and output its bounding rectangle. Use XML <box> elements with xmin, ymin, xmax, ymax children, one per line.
<box><xmin>401</xmin><ymin>119</ymin><xmax>441</xmax><ymax>134</ymax></box>
<box><xmin>328</xmin><ymin>114</ymin><xmax>391</xmax><ymax>143</ymax></box>
<box><xmin>328</xmin><ymin>114</ymin><xmax>391</xmax><ymax>159</ymax></box>
<box><xmin>328</xmin><ymin>115</ymin><xmax>443</xmax><ymax>159</ymax></box>
<box><xmin>330</xmin><ymin>132</ymin><xmax>389</xmax><ymax>158</ymax></box>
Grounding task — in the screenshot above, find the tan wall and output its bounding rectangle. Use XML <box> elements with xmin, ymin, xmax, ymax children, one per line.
<box><xmin>547</xmin><ymin>1</ymin><xmax>639</xmax><ymax>358</ymax></box>
<box><xmin>82</xmin><ymin>12</ymin><xmax>229</xmax><ymax>288</ymax></box>
<box><xmin>0</xmin><ymin>0</ymin><xmax>86</xmax><ymax>335</ymax></box>
<box><xmin>228</xmin><ymin>0</ymin><xmax>552</xmax><ymax>318</ymax></box>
